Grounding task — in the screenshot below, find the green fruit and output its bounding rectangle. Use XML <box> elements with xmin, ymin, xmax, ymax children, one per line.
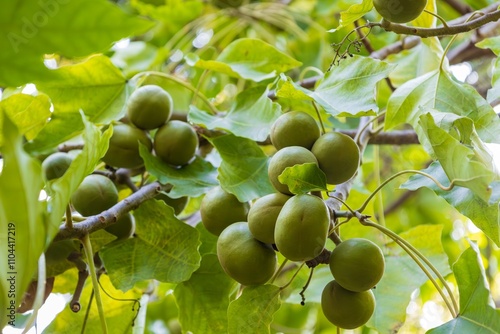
<box><xmin>45</xmin><ymin>239</ymin><xmax>79</xmax><ymax>264</ymax></box>
<box><xmin>270</xmin><ymin>111</ymin><xmax>320</xmax><ymax>150</ymax></box>
<box><xmin>71</xmin><ymin>174</ymin><xmax>118</xmax><ymax>216</ymax></box>
<box><xmin>275</xmin><ymin>194</ymin><xmax>329</xmax><ymax>261</ymax></box>
<box><xmin>248</xmin><ymin>193</ymin><xmax>291</xmax><ymax>244</ymax></box>
<box><xmin>268</xmin><ymin>146</ymin><xmax>318</xmax><ymax>194</ymax></box>
<box><xmin>127</xmin><ymin>85</ymin><xmax>173</xmax><ymax>130</ymax></box>
<box><xmin>105</xmin><ymin>213</ymin><xmax>135</xmax><ymax>240</ymax></box>
<box><xmin>321</xmin><ymin>280</ymin><xmax>375</xmax><ymax>329</ymax></box>
<box><xmin>102</xmin><ymin>123</ymin><xmax>153</xmax><ymax>169</ymax></box>
<box><xmin>311</xmin><ymin>132</ymin><xmax>360</xmax><ymax>185</ymax></box>
<box><xmin>42</xmin><ymin>152</ymin><xmax>73</xmax><ymax>180</ymax></box>
<box><xmin>217</xmin><ymin>222</ymin><xmax>277</xmax><ymax>285</ymax></box>
<box><xmin>200</xmin><ymin>186</ymin><xmax>250</xmax><ymax>236</ymax></box>
<box><xmin>373</xmin><ymin>0</ymin><xmax>427</xmax><ymax>23</ymax></box>
<box><xmin>329</xmin><ymin>238</ymin><xmax>385</xmax><ymax>292</ymax></box>
<box><xmin>156</xmin><ymin>192</ymin><xmax>188</xmax><ymax>215</ymax></box>
<box><xmin>154</xmin><ymin>120</ymin><xmax>199</xmax><ymax>166</ymax></box>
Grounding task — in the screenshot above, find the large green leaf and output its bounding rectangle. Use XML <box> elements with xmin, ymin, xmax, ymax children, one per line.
<box><xmin>188</xmin><ymin>86</ymin><xmax>282</xmax><ymax>141</ymax></box>
<box><xmin>327</xmin><ymin>0</ymin><xmax>373</xmax><ymax>33</ymax></box>
<box><xmin>0</xmin><ymin>0</ymin><xmax>153</xmax><ymax>86</ymax></box>
<box><xmin>427</xmin><ymin>243</ymin><xmax>500</xmax><ymax>333</ymax></box>
<box><xmin>278</xmin><ymin>163</ymin><xmax>328</xmax><ymax>195</ymax></box>
<box><xmin>207</xmin><ymin>134</ymin><xmax>275</xmax><ymax>202</ymax></box>
<box><xmin>174</xmin><ymin>254</ymin><xmax>236</xmax><ymax>334</ymax></box>
<box><xmin>476</xmin><ymin>36</ymin><xmax>500</xmax><ymax>103</ymax></box>
<box><xmin>228</xmin><ymin>285</ymin><xmax>282</xmax><ymax>334</ymax></box>
<box><xmin>99</xmin><ymin>200</ymin><xmax>201</xmax><ymax>291</ymax></box>
<box><xmin>35</xmin><ymin>55</ymin><xmax>129</xmax><ymax>123</ymax></box>
<box><xmin>140</xmin><ymin>144</ymin><xmax>219</xmax><ymax>198</ymax></box>
<box><xmin>385</xmin><ymin>68</ymin><xmax>500</xmax><ymax>145</ymax></box>
<box><xmin>275</xmin><ymin>74</ymin><xmax>315</xmax><ymax>101</ymax></box>
<box><xmin>186</xmin><ymin>38</ymin><xmax>302</xmax><ymax>82</ymax></box>
<box><xmin>310</xmin><ymin>56</ymin><xmax>396</xmax><ymax>117</ymax></box>
<box><xmin>367</xmin><ymin>225</ymin><xmax>451</xmax><ymax>333</ymax></box>
<box><xmin>0</xmin><ymin>93</ymin><xmax>51</xmax><ymax>146</ymax></box>
<box><xmin>42</xmin><ymin>273</ymin><xmax>142</xmax><ymax>334</ymax></box>
<box><xmin>402</xmin><ymin>162</ymin><xmax>500</xmax><ymax>246</ymax></box>
<box><xmin>418</xmin><ymin>112</ymin><xmax>498</xmax><ymax>202</ymax></box>
<box><xmin>0</xmin><ymin>114</ymin><xmax>46</xmax><ymax>329</ymax></box>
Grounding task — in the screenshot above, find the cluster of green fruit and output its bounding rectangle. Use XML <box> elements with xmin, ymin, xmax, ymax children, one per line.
<box><xmin>322</xmin><ymin>238</ymin><xmax>385</xmax><ymax>329</ymax></box>
<box><xmin>104</xmin><ymin>84</ymin><xmax>199</xmax><ymax>169</ymax></box>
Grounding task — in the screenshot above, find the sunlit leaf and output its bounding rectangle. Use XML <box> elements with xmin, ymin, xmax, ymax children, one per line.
<box><xmin>275</xmin><ymin>74</ymin><xmax>315</xmax><ymax>101</ymax></box>
<box><xmin>174</xmin><ymin>254</ymin><xmax>236</xmax><ymax>334</ymax></box>
<box><xmin>278</xmin><ymin>163</ymin><xmax>328</xmax><ymax>195</ymax></box>
<box><xmin>228</xmin><ymin>285</ymin><xmax>281</xmax><ymax>334</ymax></box>
<box><xmin>327</xmin><ymin>0</ymin><xmax>373</xmax><ymax>33</ymax></box>
<box><xmin>477</xmin><ymin>36</ymin><xmax>500</xmax><ymax>103</ymax></box>
<box><xmin>207</xmin><ymin>134</ymin><xmax>275</xmax><ymax>202</ymax></box>
<box><xmin>100</xmin><ymin>200</ymin><xmax>201</xmax><ymax>291</ymax></box>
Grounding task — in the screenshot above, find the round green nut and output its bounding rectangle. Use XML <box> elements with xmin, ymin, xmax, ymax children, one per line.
<box><xmin>45</xmin><ymin>239</ymin><xmax>80</xmax><ymax>265</ymax></box>
<box><xmin>275</xmin><ymin>194</ymin><xmax>329</xmax><ymax>261</ymax></box>
<box><xmin>217</xmin><ymin>222</ymin><xmax>277</xmax><ymax>285</ymax></box>
<box><xmin>71</xmin><ymin>174</ymin><xmax>118</xmax><ymax>216</ymax></box>
<box><xmin>200</xmin><ymin>186</ymin><xmax>250</xmax><ymax>236</ymax></box>
<box><xmin>329</xmin><ymin>238</ymin><xmax>385</xmax><ymax>292</ymax></box>
<box><xmin>321</xmin><ymin>280</ymin><xmax>375</xmax><ymax>329</ymax></box>
<box><xmin>102</xmin><ymin>123</ymin><xmax>153</xmax><ymax>169</ymax></box>
<box><xmin>127</xmin><ymin>85</ymin><xmax>173</xmax><ymax>130</ymax></box>
<box><xmin>311</xmin><ymin>132</ymin><xmax>360</xmax><ymax>185</ymax></box>
<box><xmin>42</xmin><ymin>152</ymin><xmax>73</xmax><ymax>181</ymax></box>
<box><xmin>248</xmin><ymin>193</ymin><xmax>291</xmax><ymax>244</ymax></box>
<box><xmin>154</xmin><ymin>120</ymin><xmax>199</xmax><ymax>166</ymax></box>
<box><xmin>156</xmin><ymin>192</ymin><xmax>189</xmax><ymax>215</ymax></box>
<box><xmin>373</xmin><ymin>0</ymin><xmax>427</xmax><ymax>23</ymax></box>
<box><xmin>270</xmin><ymin>111</ymin><xmax>320</xmax><ymax>150</ymax></box>
<box><xmin>268</xmin><ymin>146</ymin><xmax>318</xmax><ymax>195</ymax></box>
<box><xmin>105</xmin><ymin>213</ymin><xmax>135</xmax><ymax>240</ymax></box>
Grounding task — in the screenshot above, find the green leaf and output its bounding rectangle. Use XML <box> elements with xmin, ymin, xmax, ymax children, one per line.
<box><xmin>174</xmin><ymin>254</ymin><xmax>236</xmax><ymax>334</ymax></box>
<box><xmin>427</xmin><ymin>243</ymin><xmax>500</xmax><ymax>333</ymax></box>
<box><xmin>186</xmin><ymin>38</ymin><xmax>302</xmax><ymax>82</ymax></box>
<box><xmin>140</xmin><ymin>144</ymin><xmax>219</xmax><ymax>198</ymax></box>
<box><xmin>418</xmin><ymin>112</ymin><xmax>497</xmax><ymax>202</ymax></box>
<box><xmin>207</xmin><ymin>134</ymin><xmax>275</xmax><ymax>202</ymax></box>
<box><xmin>477</xmin><ymin>36</ymin><xmax>500</xmax><ymax>103</ymax></box>
<box><xmin>0</xmin><ymin>114</ymin><xmax>46</xmax><ymax>329</ymax></box>
<box><xmin>228</xmin><ymin>285</ymin><xmax>282</xmax><ymax>334</ymax></box>
<box><xmin>367</xmin><ymin>225</ymin><xmax>451</xmax><ymax>333</ymax></box>
<box><xmin>402</xmin><ymin>162</ymin><xmax>500</xmax><ymax>246</ymax></box>
<box><xmin>188</xmin><ymin>86</ymin><xmax>282</xmax><ymax>141</ymax></box>
<box><xmin>196</xmin><ymin>223</ymin><xmax>218</xmax><ymax>256</ymax></box>
<box><xmin>42</xmin><ymin>273</ymin><xmax>142</xmax><ymax>334</ymax></box>
<box><xmin>327</xmin><ymin>0</ymin><xmax>373</xmax><ymax>33</ymax></box>
<box><xmin>0</xmin><ymin>93</ymin><xmax>51</xmax><ymax>146</ymax></box>
<box><xmin>385</xmin><ymin>68</ymin><xmax>500</xmax><ymax>145</ymax></box>
<box><xmin>0</xmin><ymin>0</ymin><xmax>154</xmax><ymax>86</ymax></box>
<box><xmin>310</xmin><ymin>56</ymin><xmax>396</xmax><ymax>117</ymax></box>
<box><xmin>46</xmin><ymin>113</ymin><xmax>112</xmax><ymax>238</ymax></box>
<box><xmin>278</xmin><ymin>163</ymin><xmax>328</xmax><ymax>195</ymax></box>
<box><xmin>100</xmin><ymin>199</ymin><xmax>201</xmax><ymax>291</ymax></box>
<box><xmin>275</xmin><ymin>74</ymin><xmax>314</xmax><ymax>101</ymax></box>
<box><xmin>35</xmin><ymin>55</ymin><xmax>129</xmax><ymax>123</ymax></box>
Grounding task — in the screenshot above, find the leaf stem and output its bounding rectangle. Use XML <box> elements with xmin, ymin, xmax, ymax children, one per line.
<box><xmin>280</xmin><ymin>262</ymin><xmax>305</xmax><ymax>290</ymax></box>
<box><xmin>311</xmin><ymin>101</ymin><xmax>326</xmax><ymax>134</ymax></box>
<box><xmin>299</xmin><ymin>267</ymin><xmax>314</xmax><ymax>305</ymax></box>
<box><xmin>270</xmin><ymin>258</ymin><xmax>289</xmax><ymax>284</ymax></box>
<box><xmin>65</xmin><ymin>204</ymin><xmax>73</xmax><ymax>229</ymax></box>
<box><xmin>361</xmin><ymin>219</ymin><xmax>459</xmax><ymax>317</ymax></box>
<box><xmin>81</xmin><ymin>234</ymin><xmax>108</xmax><ymax>334</ymax></box>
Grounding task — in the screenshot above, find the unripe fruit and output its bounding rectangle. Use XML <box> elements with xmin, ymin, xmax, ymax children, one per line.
<box><xmin>329</xmin><ymin>238</ymin><xmax>385</xmax><ymax>292</ymax></box>
<box><xmin>45</xmin><ymin>239</ymin><xmax>79</xmax><ymax>264</ymax></box>
<box><xmin>154</xmin><ymin>120</ymin><xmax>199</xmax><ymax>166</ymax></box>
<box><xmin>200</xmin><ymin>186</ymin><xmax>250</xmax><ymax>236</ymax></box>
<box><xmin>156</xmin><ymin>192</ymin><xmax>189</xmax><ymax>215</ymax></box>
<box><xmin>248</xmin><ymin>193</ymin><xmax>291</xmax><ymax>244</ymax></box>
<box><xmin>311</xmin><ymin>132</ymin><xmax>360</xmax><ymax>185</ymax></box>
<box><xmin>105</xmin><ymin>213</ymin><xmax>135</xmax><ymax>240</ymax></box>
<box><xmin>268</xmin><ymin>146</ymin><xmax>318</xmax><ymax>194</ymax></box>
<box><xmin>71</xmin><ymin>174</ymin><xmax>118</xmax><ymax>216</ymax></box>
<box><xmin>275</xmin><ymin>194</ymin><xmax>329</xmax><ymax>261</ymax></box>
<box><xmin>102</xmin><ymin>123</ymin><xmax>153</xmax><ymax>169</ymax></box>
<box><xmin>373</xmin><ymin>0</ymin><xmax>427</xmax><ymax>23</ymax></box>
<box><xmin>270</xmin><ymin>111</ymin><xmax>320</xmax><ymax>150</ymax></box>
<box><xmin>127</xmin><ymin>85</ymin><xmax>173</xmax><ymax>130</ymax></box>
<box><xmin>321</xmin><ymin>280</ymin><xmax>375</xmax><ymax>329</ymax></box>
<box><xmin>42</xmin><ymin>152</ymin><xmax>73</xmax><ymax>180</ymax></box>
<box><xmin>217</xmin><ymin>222</ymin><xmax>277</xmax><ymax>285</ymax></box>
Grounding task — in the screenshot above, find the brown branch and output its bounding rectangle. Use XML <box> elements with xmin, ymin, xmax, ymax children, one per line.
<box><xmin>54</xmin><ymin>182</ymin><xmax>168</xmax><ymax>241</ymax></box>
